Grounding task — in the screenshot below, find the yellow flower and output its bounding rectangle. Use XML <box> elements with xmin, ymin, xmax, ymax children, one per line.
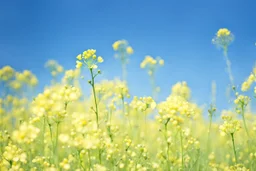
<box><xmin>172</xmin><ymin>81</ymin><xmax>191</xmax><ymax>100</ymax></box>
<box><xmin>212</xmin><ymin>28</ymin><xmax>234</xmax><ymax>48</ymax></box>
<box><xmin>126</xmin><ymin>46</ymin><xmax>134</xmax><ymax>54</ymax></box>
<box><xmin>76</xmin><ymin>49</ymin><xmax>102</xmax><ymax>69</ymax></box>
<box><xmin>12</xmin><ymin>122</ymin><xmax>40</xmax><ymax>144</ymax></box>
<box><xmin>97</xmin><ymin>56</ymin><xmax>104</xmax><ymax>63</ymax></box>
<box><xmin>112</xmin><ymin>41</ymin><xmax>121</xmax><ymax>50</ymax></box>
<box><xmin>76</xmin><ymin>54</ymin><xmax>82</xmax><ymax>60</ymax></box>
<box><xmin>76</xmin><ymin>61</ymin><xmax>83</xmax><ymax>69</ymax></box>
<box><xmin>219</xmin><ymin>115</ymin><xmax>241</xmax><ymax>135</ymax></box>
<box><xmin>0</xmin><ymin>66</ymin><xmax>15</xmax><ymax>81</ymax></box>
<box><xmin>45</xmin><ymin>60</ymin><xmax>64</xmax><ymax>77</ymax></box>
<box><xmin>217</xmin><ymin>28</ymin><xmax>231</xmax><ymax>37</ymax></box>
<box><xmin>159</xmin><ymin>59</ymin><xmax>164</xmax><ymax>66</ymax></box>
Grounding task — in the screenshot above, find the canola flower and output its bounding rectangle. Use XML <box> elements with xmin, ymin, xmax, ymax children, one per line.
<box><xmin>140</xmin><ymin>55</ymin><xmax>164</xmax><ymax>99</ymax></box>
<box><xmin>241</xmin><ymin>65</ymin><xmax>256</xmax><ymax>92</ymax></box>
<box><xmin>234</xmin><ymin>94</ymin><xmax>250</xmax><ymax>137</ymax></box>
<box><xmin>62</xmin><ymin>69</ymin><xmax>81</xmax><ymax>85</ymax></box>
<box><xmin>1</xmin><ymin>143</ymin><xmax>27</xmax><ymax>170</ymax></box>
<box><xmin>113</xmin><ymin>40</ymin><xmax>133</xmax><ymax>80</ymax></box>
<box><xmin>1</xmin><ymin>33</ymin><xmax>256</xmax><ymax>171</ymax></box>
<box><xmin>219</xmin><ymin>115</ymin><xmax>241</xmax><ymax>164</ymax></box>
<box><xmin>76</xmin><ymin>49</ymin><xmax>104</xmax><ymax>129</ymax></box>
<box><xmin>12</xmin><ymin>122</ymin><xmax>40</xmax><ymax>144</ymax></box>
<box><xmin>45</xmin><ymin>60</ymin><xmax>64</xmax><ymax>77</ymax></box>
<box><xmin>0</xmin><ymin>66</ymin><xmax>15</xmax><ymax>82</ymax></box>
<box><xmin>213</xmin><ymin>28</ymin><xmax>235</xmax><ymax>86</ymax></box>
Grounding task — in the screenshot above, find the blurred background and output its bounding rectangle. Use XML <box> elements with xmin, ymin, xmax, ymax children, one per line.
<box><xmin>0</xmin><ymin>0</ymin><xmax>256</xmax><ymax>113</ymax></box>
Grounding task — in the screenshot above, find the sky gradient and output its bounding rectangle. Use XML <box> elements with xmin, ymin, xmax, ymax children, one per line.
<box><xmin>1</xmin><ymin>0</ymin><xmax>256</xmax><ymax>114</ymax></box>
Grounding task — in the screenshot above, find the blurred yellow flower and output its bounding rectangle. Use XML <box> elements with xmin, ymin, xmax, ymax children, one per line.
<box><xmin>97</xmin><ymin>56</ymin><xmax>104</xmax><ymax>63</ymax></box>
<box><xmin>126</xmin><ymin>46</ymin><xmax>134</xmax><ymax>54</ymax></box>
<box><xmin>217</xmin><ymin>28</ymin><xmax>231</xmax><ymax>37</ymax></box>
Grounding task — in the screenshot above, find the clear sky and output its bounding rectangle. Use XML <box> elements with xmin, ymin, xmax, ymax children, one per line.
<box><xmin>0</xmin><ymin>0</ymin><xmax>256</xmax><ymax>113</ymax></box>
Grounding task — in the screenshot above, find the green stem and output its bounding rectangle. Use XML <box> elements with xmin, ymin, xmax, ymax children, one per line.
<box><xmin>122</xmin><ymin>95</ymin><xmax>131</xmax><ymax>129</ymax></box>
<box><xmin>231</xmin><ymin>133</ymin><xmax>238</xmax><ymax>164</ymax></box>
<box><xmin>150</xmin><ymin>71</ymin><xmax>156</xmax><ymax>100</ymax></box>
<box><xmin>77</xmin><ymin>150</ymin><xmax>86</xmax><ymax>171</ymax></box>
<box><xmin>241</xmin><ymin>105</ymin><xmax>250</xmax><ymax>138</ymax></box>
<box><xmin>223</xmin><ymin>48</ymin><xmax>234</xmax><ymax>87</ymax></box>
<box><xmin>180</xmin><ymin>129</ymin><xmax>184</xmax><ymax>170</ymax></box>
<box><xmin>42</xmin><ymin>117</ymin><xmax>46</xmax><ymax>155</ymax></box>
<box><xmin>55</xmin><ymin>122</ymin><xmax>60</xmax><ymax>167</ymax></box>
<box><xmin>207</xmin><ymin>113</ymin><xmax>213</xmax><ymax>153</ymax></box>
<box><xmin>121</xmin><ymin>95</ymin><xmax>125</xmax><ymax>116</ymax></box>
<box><xmin>121</xmin><ymin>54</ymin><xmax>126</xmax><ymax>81</ymax></box>
<box><xmin>164</xmin><ymin>119</ymin><xmax>170</xmax><ymax>171</ymax></box>
<box><xmin>90</xmin><ymin>68</ymin><xmax>99</xmax><ymax>129</ymax></box>
<box><xmin>99</xmin><ymin>149</ymin><xmax>102</xmax><ymax>164</ymax></box>
<box><xmin>47</xmin><ymin>120</ymin><xmax>54</xmax><ymax>162</ymax></box>
<box><xmin>88</xmin><ymin>150</ymin><xmax>91</xmax><ymax>169</ymax></box>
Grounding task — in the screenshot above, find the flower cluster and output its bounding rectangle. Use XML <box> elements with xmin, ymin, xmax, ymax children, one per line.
<box><xmin>112</xmin><ymin>40</ymin><xmax>133</xmax><ymax>55</ymax></box>
<box><xmin>59</xmin><ymin>155</ymin><xmax>74</xmax><ymax>170</ymax></box>
<box><xmin>241</xmin><ymin>66</ymin><xmax>256</xmax><ymax>91</ymax></box>
<box><xmin>234</xmin><ymin>94</ymin><xmax>250</xmax><ymax>114</ymax></box>
<box><xmin>219</xmin><ymin>115</ymin><xmax>241</xmax><ymax>135</ymax></box>
<box><xmin>130</xmin><ymin>96</ymin><xmax>156</xmax><ymax>113</ymax></box>
<box><xmin>0</xmin><ymin>66</ymin><xmax>15</xmax><ymax>81</ymax></box>
<box><xmin>157</xmin><ymin>82</ymin><xmax>201</xmax><ymax>125</ymax></box>
<box><xmin>12</xmin><ymin>122</ymin><xmax>40</xmax><ymax>144</ymax></box>
<box><xmin>171</xmin><ymin>81</ymin><xmax>191</xmax><ymax>100</ymax></box>
<box><xmin>140</xmin><ymin>55</ymin><xmax>164</xmax><ymax>76</ymax></box>
<box><xmin>45</xmin><ymin>60</ymin><xmax>64</xmax><ymax>77</ymax></box>
<box><xmin>1</xmin><ymin>143</ymin><xmax>27</xmax><ymax>169</ymax></box>
<box><xmin>212</xmin><ymin>28</ymin><xmax>234</xmax><ymax>49</ymax></box>
<box><xmin>11</xmin><ymin>70</ymin><xmax>38</xmax><ymax>89</ymax></box>
<box><xmin>76</xmin><ymin>49</ymin><xmax>103</xmax><ymax>69</ymax></box>
<box><xmin>32</xmin><ymin>85</ymin><xmax>80</xmax><ymax>119</ymax></box>
<box><xmin>62</xmin><ymin>69</ymin><xmax>81</xmax><ymax>84</ymax></box>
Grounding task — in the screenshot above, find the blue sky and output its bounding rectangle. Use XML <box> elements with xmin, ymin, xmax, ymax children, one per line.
<box><xmin>0</xmin><ymin>0</ymin><xmax>256</xmax><ymax>114</ymax></box>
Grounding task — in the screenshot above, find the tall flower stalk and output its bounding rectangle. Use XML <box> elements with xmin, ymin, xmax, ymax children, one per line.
<box><xmin>140</xmin><ymin>56</ymin><xmax>164</xmax><ymax>100</ymax></box>
<box><xmin>112</xmin><ymin>40</ymin><xmax>133</xmax><ymax>81</ymax></box>
<box><xmin>212</xmin><ymin>28</ymin><xmax>235</xmax><ymax>87</ymax></box>
<box><xmin>76</xmin><ymin>49</ymin><xmax>104</xmax><ymax>129</ymax></box>
<box><xmin>219</xmin><ymin>115</ymin><xmax>241</xmax><ymax>164</ymax></box>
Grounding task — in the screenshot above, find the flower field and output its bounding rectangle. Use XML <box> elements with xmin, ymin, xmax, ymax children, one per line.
<box><xmin>0</xmin><ymin>28</ymin><xmax>256</xmax><ymax>171</ymax></box>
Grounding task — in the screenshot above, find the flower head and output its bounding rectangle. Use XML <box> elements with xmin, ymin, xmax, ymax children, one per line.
<box><xmin>76</xmin><ymin>49</ymin><xmax>103</xmax><ymax>69</ymax></box>
<box><xmin>219</xmin><ymin>115</ymin><xmax>241</xmax><ymax>135</ymax></box>
<box><xmin>212</xmin><ymin>28</ymin><xmax>234</xmax><ymax>49</ymax></box>
<box><xmin>140</xmin><ymin>56</ymin><xmax>164</xmax><ymax>75</ymax></box>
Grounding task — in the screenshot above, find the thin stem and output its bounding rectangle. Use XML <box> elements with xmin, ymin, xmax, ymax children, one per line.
<box><xmin>231</xmin><ymin>133</ymin><xmax>238</xmax><ymax>164</ymax></box>
<box><xmin>150</xmin><ymin>71</ymin><xmax>157</xmax><ymax>100</ymax></box>
<box><xmin>241</xmin><ymin>105</ymin><xmax>250</xmax><ymax>138</ymax></box>
<box><xmin>55</xmin><ymin>122</ymin><xmax>60</xmax><ymax>167</ymax></box>
<box><xmin>122</xmin><ymin>63</ymin><xmax>126</xmax><ymax>81</ymax></box>
<box><xmin>42</xmin><ymin>117</ymin><xmax>46</xmax><ymax>155</ymax></box>
<box><xmin>98</xmin><ymin>149</ymin><xmax>102</xmax><ymax>164</ymax></box>
<box><xmin>47</xmin><ymin>119</ymin><xmax>54</xmax><ymax>162</ymax></box>
<box><xmin>180</xmin><ymin>129</ymin><xmax>184</xmax><ymax>170</ymax></box>
<box><xmin>207</xmin><ymin>112</ymin><xmax>213</xmax><ymax>153</ymax></box>
<box><xmin>121</xmin><ymin>95</ymin><xmax>125</xmax><ymax>116</ymax></box>
<box><xmin>77</xmin><ymin>150</ymin><xmax>86</xmax><ymax>171</ymax></box>
<box><xmin>88</xmin><ymin>150</ymin><xmax>91</xmax><ymax>169</ymax></box>
<box><xmin>164</xmin><ymin>118</ymin><xmax>170</xmax><ymax>171</ymax></box>
<box><xmin>223</xmin><ymin>47</ymin><xmax>234</xmax><ymax>87</ymax></box>
<box><xmin>121</xmin><ymin>53</ymin><xmax>126</xmax><ymax>81</ymax></box>
<box><xmin>90</xmin><ymin>68</ymin><xmax>99</xmax><ymax>128</ymax></box>
<box><xmin>122</xmin><ymin>95</ymin><xmax>131</xmax><ymax>129</ymax></box>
